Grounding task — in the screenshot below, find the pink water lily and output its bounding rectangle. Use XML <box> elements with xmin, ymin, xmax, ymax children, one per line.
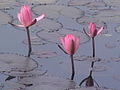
<box><xmin>17</xmin><ymin>5</ymin><xmax>45</xmax><ymax>28</ymax></box>
<box><xmin>60</xmin><ymin>34</ymin><xmax>80</xmax><ymax>55</ymax></box>
<box><xmin>87</xmin><ymin>22</ymin><xmax>104</xmax><ymax>37</ymax></box>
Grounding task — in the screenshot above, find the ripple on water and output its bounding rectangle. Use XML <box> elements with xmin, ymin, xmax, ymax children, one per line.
<box><xmin>31</xmin><ymin>50</ymin><xmax>57</xmax><ymax>58</ymax></box>
<box><xmin>32</xmin><ymin>5</ymin><xmax>84</xmax><ymax>20</ymax></box>
<box><xmin>0</xmin><ymin>53</ymin><xmax>38</xmax><ymax>74</ymax></box>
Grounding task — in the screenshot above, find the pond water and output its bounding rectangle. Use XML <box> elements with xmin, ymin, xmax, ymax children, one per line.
<box><xmin>0</xmin><ymin>0</ymin><xmax>120</xmax><ymax>90</ymax></box>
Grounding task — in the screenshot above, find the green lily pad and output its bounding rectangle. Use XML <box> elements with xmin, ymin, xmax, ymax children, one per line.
<box><xmin>32</xmin><ymin>5</ymin><xmax>84</xmax><ymax>19</ymax></box>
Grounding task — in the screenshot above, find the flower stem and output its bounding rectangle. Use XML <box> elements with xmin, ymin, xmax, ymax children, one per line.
<box><xmin>91</xmin><ymin>37</ymin><xmax>95</xmax><ymax>68</ymax></box>
<box><xmin>70</xmin><ymin>55</ymin><xmax>75</xmax><ymax>80</ymax></box>
<box><xmin>26</xmin><ymin>27</ymin><xmax>32</xmax><ymax>57</ymax></box>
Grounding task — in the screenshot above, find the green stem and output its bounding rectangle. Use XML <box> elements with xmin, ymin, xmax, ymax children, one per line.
<box><xmin>91</xmin><ymin>37</ymin><xmax>95</xmax><ymax>68</ymax></box>
<box><xmin>70</xmin><ymin>55</ymin><xmax>75</xmax><ymax>80</ymax></box>
<box><xmin>26</xmin><ymin>27</ymin><xmax>32</xmax><ymax>57</ymax></box>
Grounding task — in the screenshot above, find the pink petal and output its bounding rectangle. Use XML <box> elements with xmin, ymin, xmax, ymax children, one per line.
<box><xmin>36</xmin><ymin>14</ymin><xmax>45</xmax><ymax>21</ymax></box>
<box><xmin>97</xmin><ymin>26</ymin><xmax>104</xmax><ymax>35</ymax></box>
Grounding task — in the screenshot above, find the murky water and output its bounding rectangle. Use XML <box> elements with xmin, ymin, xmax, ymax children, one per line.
<box><xmin>0</xmin><ymin>0</ymin><xmax>120</xmax><ymax>90</ymax></box>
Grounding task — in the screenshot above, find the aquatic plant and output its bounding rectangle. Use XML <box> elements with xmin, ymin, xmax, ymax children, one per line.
<box><xmin>9</xmin><ymin>5</ymin><xmax>45</xmax><ymax>57</ymax></box>
<box><xmin>59</xmin><ymin>34</ymin><xmax>80</xmax><ymax>80</ymax></box>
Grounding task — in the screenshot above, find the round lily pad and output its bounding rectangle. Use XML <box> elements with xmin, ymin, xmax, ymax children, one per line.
<box><xmin>0</xmin><ymin>53</ymin><xmax>38</xmax><ymax>73</ymax></box>
<box><xmin>18</xmin><ymin>75</ymin><xmax>76</xmax><ymax>90</ymax></box>
<box><xmin>104</xmin><ymin>0</ymin><xmax>120</xmax><ymax>8</ymax></box>
<box><xmin>18</xmin><ymin>0</ymin><xmax>57</xmax><ymax>5</ymax></box>
<box><xmin>32</xmin><ymin>5</ymin><xmax>84</xmax><ymax>19</ymax></box>
<box><xmin>35</xmin><ymin>19</ymin><xmax>63</xmax><ymax>32</ymax></box>
<box><xmin>72</xmin><ymin>87</ymin><xmax>114</xmax><ymax>90</ymax></box>
<box><xmin>77</xmin><ymin>16</ymin><xmax>106</xmax><ymax>27</ymax></box>
<box><xmin>4</xmin><ymin>70</ymin><xmax>47</xmax><ymax>77</ymax></box>
<box><xmin>23</xmin><ymin>36</ymin><xmax>47</xmax><ymax>45</ymax></box>
<box><xmin>74</xmin><ymin>55</ymin><xmax>101</xmax><ymax>62</ymax></box>
<box><xmin>31</xmin><ymin>50</ymin><xmax>57</xmax><ymax>58</ymax></box>
<box><xmin>68</xmin><ymin>0</ymin><xmax>92</xmax><ymax>6</ymax></box>
<box><xmin>57</xmin><ymin>29</ymin><xmax>90</xmax><ymax>44</ymax></box>
<box><xmin>95</xmin><ymin>9</ymin><xmax>120</xmax><ymax>23</ymax></box>
<box><xmin>0</xmin><ymin>0</ymin><xmax>18</xmax><ymax>9</ymax></box>
<box><xmin>36</xmin><ymin>30</ymin><xmax>61</xmax><ymax>44</ymax></box>
<box><xmin>0</xmin><ymin>11</ymin><xmax>12</xmax><ymax>26</ymax></box>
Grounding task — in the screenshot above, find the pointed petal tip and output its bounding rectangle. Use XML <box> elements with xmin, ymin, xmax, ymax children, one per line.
<box><xmin>36</xmin><ymin>14</ymin><xmax>45</xmax><ymax>21</ymax></box>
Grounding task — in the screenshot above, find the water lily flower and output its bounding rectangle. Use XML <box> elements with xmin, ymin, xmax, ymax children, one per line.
<box><xmin>87</xmin><ymin>22</ymin><xmax>104</xmax><ymax>38</ymax></box>
<box><xmin>9</xmin><ymin>5</ymin><xmax>45</xmax><ymax>57</ymax></box>
<box><xmin>60</xmin><ymin>34</ymin><xmax>80</xmax><ymax>55</ymax></box>
<box><xmin>60</xmin><ymin>34</ymin><xmax>80</xmax><ymax>80</ymax></box>
<box><xmin>17</xmin><ymin>5</ymin><xmax>45</xmax><ymax>28</ymax></box>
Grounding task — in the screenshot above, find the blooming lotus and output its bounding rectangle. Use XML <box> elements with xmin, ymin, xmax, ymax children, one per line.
<box><xmin>9</xmin><ymin>5</ymin><xmax>45</xmax><ymax>57</ymax></box>
<box><xmin>17</xmin><ymin>5</ymin><xmax>45</xmax><ymax>28</ymax></box>
<box><xmin>87</xmin><ymin>22</ymin><xmax>104</xmax><ymax>37</ymax></box>
<box><xmin>60</xmin><ymin>34</ymin><xmax>80</xmax><ymax>55</ymax></box>
<box><xmin>60</xmin><ymin>34</ymin><xmax>80</xmax><ymax>80</ymax></box>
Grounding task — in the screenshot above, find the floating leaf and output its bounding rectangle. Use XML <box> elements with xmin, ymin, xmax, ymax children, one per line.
<box><xmin>32</xmin><ymin>5</ymin><xmax>84</xmax><ymax>19</ymax></box>
<box><xmin>0</xmin><ymin>0</ymin><xmax>18</xmax><ymax>9</ymax></box>
<box><xmin>31</xmin><ymin>50</ymin><xmax>57</xmax><ymax>58</ymax></box>
<box><xmin>0</xmin><ymin>11</ymin><xmax>12</xmax><ymax>26</ymax></box>
<box><xmin>0</xmin><ymin>53</ymin><xmax>38</xmax><ymax>73</ymax></box>
<box><xmin>4</xmin><ymin>70</ymin><xmax>47</xmax><ymax>77</ymax></box>
<box><xmin>72</xmin><ymin>87</ymin><xmax>114</xmax><ymax>90</ymax></box>
<box><xmin>23</xmin><ymin>36</ymin><xmax>47</xmax><ymax>45</ymax></box>
<box><xmin>74</xmin><ymin>55</ymin><xmax>101</xmax><ymax>62</ymax></box>
<box><xmin>36</xmin><ymin>30</ymin><xmax>61</xmax><ymax>43</ymax></box>
<box><xmin>18</xmin><ymin>0</ymin><xmax>57</xmax><ymax>5</ymax></box>
<box><xmin>68</xmin><ymin>0</ymin><xmax>92</xmax><ymax>6</ymax></box>
<box><xmin>35</xmin><ymin>19</ymin><xmax>62</xmax><ymax>32</ymax></box>
<box><xmin>18</xmin><ymin>75</ymin><xmax>76</xmax><ymax>90</ymax></box>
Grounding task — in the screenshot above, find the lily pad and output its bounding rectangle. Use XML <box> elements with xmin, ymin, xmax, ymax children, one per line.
<box><xmin>18</xmin><ymin>0</ymin><xmax>57</xmax><ymax>5</ymax></box>
<box><xmin>94</xmin><ymin>9</ymin><xmax>120</xmax><ymax>23</ymax></box>
<box><xmin>72</xmin><ymin>87</ymin><xmax>114</xmax><ymax>90</ymax></box>
<box><xmin>77</xmin><ymin>16</ymin><xmax>106</xmax><ymax>27</ymax></box>
<box><xmin>0</xmin><ymin>53</ymin><xmax>38</xmax><ymax>73</ymax></box>
<box><xmin>74</xmin><ymin>55</ymin><xmax>101</xmax><ymax>62</ymax></box>
<box><xmin>68</xmin><ymin>0</ymin><xmax>92</xmax><ymax>6</ymax></box>
<box><xmin>0</xmin><ymin>0</ymin><xmax>18</xmax><ymax>9</ymax></box>
<box><xmin>36</xmin><ymin>30</ymin><xmax>61</xmax><ymax>44</ymax></box>
<box><xmin>35</xmin><ymin>19</ymin><xmax>63</xmax><ymax>32</ymax></box>
<box><xmin>32</xmin><ymin>5</ymin><xmax>84</xmax><ymax>19</ymax></box>
<box><xmin>104</xmin><ymin>0</ymin><xmax>120</xmax><ymax>8</ymax></box>
<box><xmin>4</xmin><ymin>70</ymin><xmax>47</xmax><ymax>77</ymax></box>
<box><xmin>0</xmin><ymin>11</ymin><xmax>12</xmax><ymax>26</ymax></box>
<box><xmin>23</xmin><ymin>36</ymin><xmax>47</xmax><ymax>45</ymax></box>
<box><xmin>31</xmin><ymin>50</ymin><xmax>57</xmax><ymax>58</ymax></box>
<box><xmin>18</xmin><ymin>75</ymin><xmax>76</xmax><ymax>90</ymax></box>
